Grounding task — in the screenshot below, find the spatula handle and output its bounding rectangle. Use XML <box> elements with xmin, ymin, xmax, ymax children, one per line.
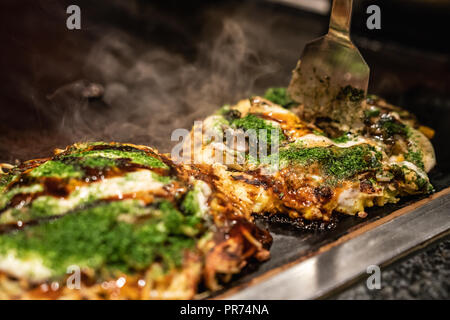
<box><xmin>329</xmin><ymin>0</ymin><xmax>352</xmax><ymax>38</ymax></box>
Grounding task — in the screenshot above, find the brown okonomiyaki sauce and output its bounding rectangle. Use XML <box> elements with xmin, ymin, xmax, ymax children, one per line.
<box><xmin>230</xmin><ymin>166</ymin><xmax>337</xmax><ymax>221</ymax></box>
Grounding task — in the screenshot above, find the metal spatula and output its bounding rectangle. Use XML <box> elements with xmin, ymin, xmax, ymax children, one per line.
<box><xmin>288</xmin><ymin>0</ymin><xmax>369</xmax><ymax>129</ymax></box>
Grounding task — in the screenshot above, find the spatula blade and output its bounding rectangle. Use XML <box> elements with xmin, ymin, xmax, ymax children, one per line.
<box><xmin>288</xmin><ymin>31</ymin><xmax>369</xmax><ymax>129</ymax></box>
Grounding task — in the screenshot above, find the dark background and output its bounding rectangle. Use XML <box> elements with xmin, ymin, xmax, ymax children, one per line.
<box><xmin>0</xmin><ymin>0</ymin><xmax>449</xmax><ymax>299</ymax></box>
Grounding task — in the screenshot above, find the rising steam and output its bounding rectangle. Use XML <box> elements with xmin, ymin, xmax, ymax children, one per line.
<box><xmin>0</xmin><ymin>2</ymin><xmax>288</xmax><ymax>162</ymax></box>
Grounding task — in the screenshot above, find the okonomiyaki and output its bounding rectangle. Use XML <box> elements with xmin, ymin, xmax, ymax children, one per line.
<box><xmin>0</xmin><ymin>142</ymin><xmax>270</xmax><ymax>299</ymax></box>
<box><xmin>182</xmin><ymin>88</ymin><xmax>435</xmax><ymax>222</ymax></box>
<box><xmin>0</xmin><ymin>88</ymin><xmax>436</xmax><ymax>299</ymax></box>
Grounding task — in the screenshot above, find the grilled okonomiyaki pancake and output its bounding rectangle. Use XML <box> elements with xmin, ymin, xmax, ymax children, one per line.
<box><xmin>0</xmin><ymin>88</ymin><xmax>436</xmax><ymax>299</ymax></box>
<box><xmin>0</xmin><ymin>142</ymin><xmax>271</xmax><ymax>299</ymax></box>
<box><xmin>184</xmin><ymin>88</ymin><xmax>435</xmax><ymax>222</ymax></box>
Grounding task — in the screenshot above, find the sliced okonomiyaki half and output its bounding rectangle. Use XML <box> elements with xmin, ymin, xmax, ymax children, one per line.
<box><xmin>183</xmin><ymin>91</ymin><xmax>435</xmax><ymax>223</ymax></box>
<box><xmin>0</xmin><ymin>142</ymin><xmax>271</xmax><ymax>299</ymax></box>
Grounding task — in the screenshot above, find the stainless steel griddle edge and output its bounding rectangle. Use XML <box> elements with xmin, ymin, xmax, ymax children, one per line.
<box><xmin>227</xmin><ymin>189</ymin><xmax>450</xmax><ymax>300</ymax></box>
